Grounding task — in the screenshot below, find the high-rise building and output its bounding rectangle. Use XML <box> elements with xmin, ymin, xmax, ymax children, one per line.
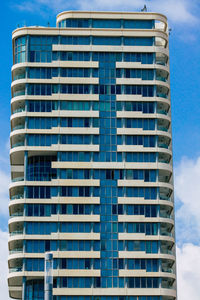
<box><xmin>8</xmin><ymin>11</ymin><xmax>176</xmax><ymax>300</ymax></box>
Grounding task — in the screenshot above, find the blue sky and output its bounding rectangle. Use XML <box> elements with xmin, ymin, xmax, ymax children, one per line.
<box><xmin>0</xmin><ymin>0</ymin><xmax>200</xmax><ymax>299</ymax></box>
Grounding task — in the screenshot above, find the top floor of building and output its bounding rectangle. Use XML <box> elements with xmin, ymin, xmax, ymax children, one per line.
<box><xmin>12</xmin><ymin>11</ymin><xmax>169</xmax><ymax>39</ymax></box>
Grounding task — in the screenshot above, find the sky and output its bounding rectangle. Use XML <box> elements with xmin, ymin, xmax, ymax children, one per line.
<box><xmin>0</xmin><ymin>0</ymin><xmax>200</xmax><ymax>298</ymax></box>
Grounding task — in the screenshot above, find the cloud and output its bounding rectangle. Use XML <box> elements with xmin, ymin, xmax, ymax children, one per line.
<box><xmin>0</xmin><ymin>230</ymin><xmax>10</xmax><ymax>299</ymax></box>
<box><xmin>174</xmin><ymin>156</ymin><xmax>200</xmax><ymax>245</ymax></box>
<box><xmin>12</xmin><ymin>0</ymin><xmax>199</xmax><ymax>26</ymax></box>
<box><xmin>177</xmin><ymin>243</ymin><xmax>200</xmax><ymax>300</ymax></box>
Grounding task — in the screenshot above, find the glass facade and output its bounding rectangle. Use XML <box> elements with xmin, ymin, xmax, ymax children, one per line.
<box><xmin>9</xmin><ymin>11</ymin><xmax>176</xmax><ymax>300</ymax></box>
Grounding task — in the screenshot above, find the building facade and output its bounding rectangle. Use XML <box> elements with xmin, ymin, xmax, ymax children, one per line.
<box><xmin>8</xmin><ymin>11</ymin><xmax>176</xmax><ymax>300</ymax></box>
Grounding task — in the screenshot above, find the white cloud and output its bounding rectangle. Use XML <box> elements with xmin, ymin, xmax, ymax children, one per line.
<box><xmin>0</xmin><ymin>230</ymin><xmax>10</xmax><ymax>300</ymax></box>
<box><xmin>177</xmin><ymin>243</ymin><xmax>200</xmax><ymax>300</ymax></box>
<box><xmin>174</xmin><ymin>156</ymin><xmax>200</xmax><ymax>244</ymax></box>
<box><xmin>13</xmin><ymin>0</ymin><xmax>199</xmax><ymax>26</ymax></box>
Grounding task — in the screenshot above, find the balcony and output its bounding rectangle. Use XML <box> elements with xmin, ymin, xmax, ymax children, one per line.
<box><xmin>158</xmin><ymin>153</ymin><xmax>171</xmax><ymax>164</ymax></box>
<box><xmin>157</xmin><ymin>109</ymin><xmax>168</xmax><ymax>115</ymax></box>
<box><xmin>159</xmin><ymin>159</ymin><xmax>170</xmax><ymax>164</ymax></box>
<box><xmin>157</xmin><ymin>93</ymin><xmax>168</xmax><ymax>99</ymax></box>
<box><xmin>9</xmin><ymin>248</ymin><xmax>23</xmax><ymax>255</ymax></box>
<box><xmin>159</xmin><ymin>195</ymin><xmax>171</xmax><ymax>201</ymax></box>
<box><xmin>10</xmin><ymin>212</ymin><xmax>24</xmax><ymax>218</ymax></box>
<box><xmin>155</xmin><ymin>53</ymin><xmax>168</xmax><ymax>67</ymax></box>
<box><xmin>159</xmin><ymin>175</ymin><xmax>171</xmax><ymax>184</ymax></box>
<box><xmin>157</xmin><ymin>126</ymin><xmax>168</xmax><ymax>132</ymax></box>
<box><xmin>160</xmin><ymin>248</ymin><xmax>174</xmax><ymax>255</ymax></box>
<box><xmin>158</xmin><ymin>143</ymin><xmax>169</xmax><ymax>149</ymax></box>
<box><xmin>160</xmin><ymin>212</ymin><xmax>173</xmax><ymax>219</ymax></box>
<box><xmin>11</xmin><ymin>177</ymin><xmax>24</xmax><ymax>183</ymax></box>
<box><xmin>11</xmin><ymin>194</ymin><xmax>24</xmax><ymax>200</ymax></box>
<box><xmin>162</xmin><ymin>267</ymin><xmax>174</xmax><ymax>273</ymax></box>
<box><xmin>158</xmin><ymin>157</ymin><xmax>170</xmax><ymax>164</ymax></box>
<box><xmin>9</xmin><ymin>267</ymin><xmax>22</xmax><ymax>273</ymax></box>
<box><xmin>156</xmin><ymin>76</ymin><xmax>167</xmax><ymax>82</ymax></box>
<box><xmin>12</xmin><ymin>142</ymin><xmax>24</xmax><ymax>148</ymax></box>
<box><xmin>13</xmin><ymin>90</ymin><xmax>25</xmax><ymax>97</ymax></box>
<box><xmin>13</xmin><ymin>73</ymin><xmax>25</xmax><ymax>81</ymax></box>
<box><xmin>156</xmin><ymin>59</ymin><xmax>167</xmax><ymax>66</ymax></box>
<box><xmin>12</xmin><ymin>125</ymin><xmax>25</xmax><ymax>131</ymax></box>
<box><xmin>12</xmin><ymin>108</ymin><xmax>25</xmax><ymax>114</ymax></box>
<box><xmin>160</xmin><ymin>231</ymin><xmax>174</xmax><ymax>238</ymax></box>
<box><xmin>10</xmin><ymin>230</ymin><xmax>23</xmax><ymax>236</ymax></box>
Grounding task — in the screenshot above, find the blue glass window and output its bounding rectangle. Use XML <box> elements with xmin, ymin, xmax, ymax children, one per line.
<box><xmin>93</xmin><ymin>37</ymin><xmax>121</xmax><ymax>46</ymax></box>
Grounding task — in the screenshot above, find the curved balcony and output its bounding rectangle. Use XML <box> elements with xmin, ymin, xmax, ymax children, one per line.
<box><xmin>10</xmin><ymin>193</ymin><xmax>24</xmax><ymax>201</ymax></box>
<box><xmin>12</xmin><ymin>66</ymin><xmax>26</xmax><ymax>82</ymax></box>
<box><xmin>158</xmin><ymin>135</ymin><xmax>171</xmax><ymax>151</ymax></box>
<box><xmin>12</xmin><ymin>124</ymin><xmax>25</xmax><ymax>132</ymax></box>
<box><xmin>158</xmin><ymin>143</ymin><xmax>170</xmax><ymax>150</ymax></box>
<box><xmin>158</xmin><ymin>153</ymin><xmax>171</xmax><ymax>164</ymax></box>
<box><xmin>11</xmin><ymin>177</ymin><xmax>24</xmax><ymax>183</ymax></box>
<box><xmin>11</xmin><ymin>141</ymin><xmax>25</xmax><ymax>149</ymax></box>
<box><xmin>12</xmin><ymin>107</ymin><xmax>25</xmax><ymax>115</ymax></box>
<box><xmin>156</xmin><ymin>53</ymin><xmax>168</xmax><ymax>66</ymax></box>
<box><xmin>13</xmin><ymin>90</ymin><xmax>25</xmax><ymax>98</ymax></box>
<box><xmin>157</xmin><ymin>93</ymin><xmax>168</xmax><ymax>99</ymax></box>
<box><xmin>157</xmin><ymin>109</ymin><xmax>168</xmax><ymax>115</ymax></box>
<box><xmin>10</xmin><ymin>211</ymin><xmax>24</xmax><ymax>218</ymax></box>
<box><xmin>9</xmin><ymin>230</ymin><xmax>23</xmax><ymax>237</ymax></box>
<box><xmin>8</xmin><ymin>238</ymin><xmax>23</xmax><ymax>252</ymax></box>
<box><xmin>160</xmin><ymin>241</ymin><xmax>175</xmax><ymax>257</ymax></box>
<box><xmin>13</xmin><ymin>73</ymin><xmax>25</xmax><ymax>81</ymax></box>
<box><xmin>9</xmin><ymin>267</ymin><xmax>23</xmax><ymax>273</ymax></box>
<box><xmin>159</xmin><ymin>169</ymin><xmax>172</xmax><ymax>183</ymax></box>
<box><xmin>160</xmin><ymin>223</ymin><xmax>174</xmax><ymax>238</ymax></box>
<box><xmin>156</xmin><ymin>68</ymin><xmax>169</xmax><ymax>83</ymax></box>
<box><xmin>159</xmin><ymin>205</ymin><xmax>174</xmax><ymax>220</ymax></box>
<box><xmin>9</xmin><ymin>248</ymin><xmax>23</xmax><ymax>255</ymax></box>
<box><xmin>157</xmin><ymin>119</ymin><xmax>170</xmax><ymax>133</ymax></box>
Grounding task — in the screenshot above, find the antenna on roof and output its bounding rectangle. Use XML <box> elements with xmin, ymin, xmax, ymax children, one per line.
<box><xmin>47</xmin><ymin>22</ymin><xmax>50</xmax><ymax>27</ymax></box>
<box><xmin>141</xmin><ymin>5</ymin><xmax>147</xmax><ymax>12</ymax></box>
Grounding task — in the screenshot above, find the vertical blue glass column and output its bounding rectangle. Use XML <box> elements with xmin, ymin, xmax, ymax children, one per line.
<box><xmin>98</xmin><ymin>53</ymin><xmax>119</xmax><ymax>288</ymax></box>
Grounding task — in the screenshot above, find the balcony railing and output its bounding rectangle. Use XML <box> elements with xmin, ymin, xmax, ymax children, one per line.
<box><xmin>158</xmin><ymin>159</ymin><xmax>170</xmax><ymax>164</ymax></box>
<box><xmin>160</xmin><ymin>231</ymin><xmax>174</xmax><ymax>238</ymax></box>
<box><xmin>11</xmin><ymin>194</ymin><xmax>24</xmax><ymax>200</ymax></box>
<box><xmin>160</xmin><ymin>249</ymin><xmax>174</xmax><ymax>255</ymax></box>
<box><xmin>157</xmin><ymin>126</ymin><xmax>168</xmax><ymax>132</ymax></box>
<box><xmin>13</xmin><ymin>90</ymin><xmax>25</xmax><ymax>97</ymax></box>
<box><xmin>12</xmin><ymin>125</ymin><xmax>25</xmax><ymax>131</ymax></box>
<box><xmin>10</xmin><ymin>212</ymin><xmax>24</xmax><ymax>218</ymax></box>
<box><xmin>162</xmin><ymin>267</ymin><xmax>174</xmax><ymax>273</ymax></box>
<box><xmin>157</xmin><ymin>93</ymin><xmax>168</xmax><ymax>99</ymax></box>
<box><xmin>157</xmin><ymin>110</ymin><xmax>168</xmax><ymax>115</ymax></box>
<box><xmin>156</xmin><ymin>76</ymin><xmax>167</xmax><ymax>82</ymax></box>
<box><xmin>9</xmin><ymin>267</ymin><xmax>22</xmax><ymax>273</ymax></box>
<box><xmin>159</xmin><ymin>195</ymin><xmax>171</xmax><ymax>201</ymax></box>
<box><xmin>12</xmin><ymin>142</ymin><xmax>25</xmax><ymax>148</ymax></box>
<box><xmin>158</xmin><ymin>176</ymin><xmax>170</xmax><ymax>183</ymax></box>
<box><xmin>13</xmin><ymin>108</ymin><xmax>25</xmax><ymax>114</ymax></box>
<box><xmin>158</xmin><ymin>143</ymin><xmax>169</xmax><ymax>149</ymax></box>
<box><xmin>11</xmin><ymin>177</ymin><xmax>24</xmax><ymax>183</ymax></box>
<box><xmin>13</xmin><ymin>74</ymin><xmax>25</xmax><ymax>81</ymax></box>
<box><xmin>160</xmin><ymin>213</ymin><xmax>173</xmax><ymax>219</ymax></box>
<box><xmin>10</xmin><ymin>230</ymin><xmax>23</xmax><ymax>236</ymax></box>
<box><xmin>156</xmin><ymin>60</ymin><xmax>167</xmax><ymax>66</ymax></box>
<box><xmin>9</xmin><ymin>249</ymin><xmax>23</xmax><ymax>254</ymax></box>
